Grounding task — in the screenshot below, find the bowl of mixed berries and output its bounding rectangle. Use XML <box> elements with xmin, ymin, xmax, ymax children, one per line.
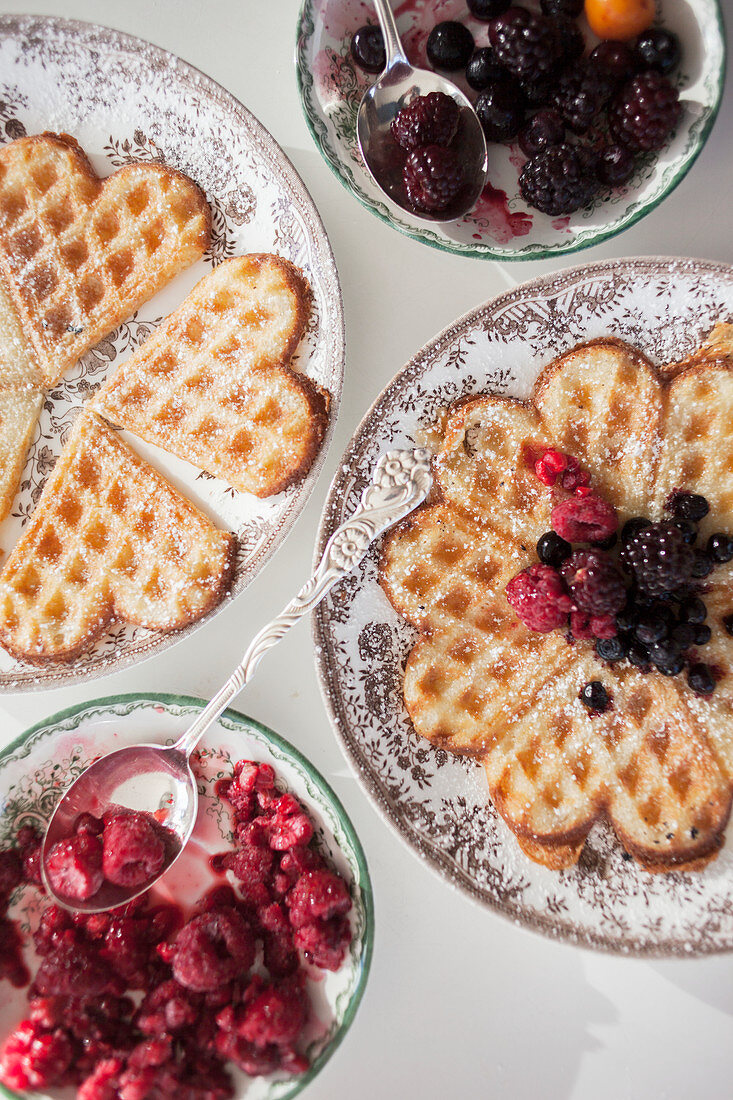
<box><xmin>296</xmin><ymin>0</ymin><xmax>724</xmax><ymax>258</ymax></box>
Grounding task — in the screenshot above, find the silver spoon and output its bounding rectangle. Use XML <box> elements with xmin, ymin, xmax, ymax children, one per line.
<box><xmin>356</xmin><ymin>0</ymin><xmax>488</xmax><ymax>222</ymax></box>
<box><xmin>41</xmin><ymin>448</ymin><xmax>432</xmax><ymax>912</ymax></box>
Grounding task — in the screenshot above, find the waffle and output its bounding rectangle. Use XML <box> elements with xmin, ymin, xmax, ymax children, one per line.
<box><xmin>381</xmin><ymin>334</ymin><xmax>733</xmax><ymax>872</ymax></box>
<box><xmin>0</xmin><ymin>387</ymin><xmax>43</xmax><ymax>523</ymax></box>
<box><xmin>92</xmin><ymin>255</ymin><xmax>327</xmax><ymax>498</ymax></box>
<box><xmin>0</xmin><ymin>132</ymin><xmax>210</xmax><ymax>388</ymax></box>
<box><xmin>0</xmin><ymin>412</ymin><xmax>235</xmax><ymax>662</ymax></box>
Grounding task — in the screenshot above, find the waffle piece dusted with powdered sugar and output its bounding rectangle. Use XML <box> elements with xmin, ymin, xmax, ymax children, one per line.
<box><xmin>0</xmin><ymin>132</ymin><xmax>210</xmax><ymax>388</ymax></box>
<box><xmin>0</xmin><ymin>276</ymin><xmax>44</xmax><ymax>521</ymax></box>
<box><xmin>381</xmin><ymin>334</ymin><xmax>733</xmax><ymax>872</ymax></box>
<box><xmin>0</xmin><ymin>412</ymin><xmax>235</xmax><ymax>662</ymax></box>
<box><xmin>92</xmin><ymin>254</ymin><xmax>327</xmax><ymax>498</ymax></box>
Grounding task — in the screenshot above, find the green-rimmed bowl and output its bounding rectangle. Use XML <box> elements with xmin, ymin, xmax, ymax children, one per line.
<box><xmin>295</xmin><ymin>0</ymin><xmax>725</xmax><ymax>260</ymax></box>
<box><xmin>0</xmin><ymin>693</ymin><xmax>373</xmax><ymax>1100</ymax></box>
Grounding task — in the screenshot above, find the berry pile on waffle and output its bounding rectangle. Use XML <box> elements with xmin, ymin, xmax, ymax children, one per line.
<box><xmin>381</xmin><ymin>328</ymin><xmax>733</xmax><ymax>872</ymax></box>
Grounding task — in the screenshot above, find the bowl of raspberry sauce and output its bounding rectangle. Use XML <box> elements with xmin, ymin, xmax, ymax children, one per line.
<box><xmin>296</xmin><ymin>0</ymin><xmax>724</xmax><ymax>259</ymax></box>
<box><xmin>0</xmin><ymin>694</ymin><xmax>373</xmax><ymax>1100</ymax></box>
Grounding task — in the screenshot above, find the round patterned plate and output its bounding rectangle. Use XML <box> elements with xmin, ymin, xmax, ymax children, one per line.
<box><xmin>296</xmin><ymin>0</ymin><xmax>725</xmax><ymax>260</ymax></box>
<box><xmin>314</xmin><ymin>256</ymin><xmax>733</xmax><ymax>956</ymax></box>
<box><xmin>0</xmin><ymin>15</ymin><xmax>344</xmax><ymax>692</ymax></box>
<box><xmin>0</xmin><ymin>693</ymin><xmax>372</xmax><ymax>1100</ymax></box>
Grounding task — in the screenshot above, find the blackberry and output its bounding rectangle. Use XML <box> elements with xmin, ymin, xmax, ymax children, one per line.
<box><xmin>468</xmin><ymin>0</ymin><xmax>511</xmax><ymax>19</ymax></box>
<box><xmin>634</xmin><ymin>614</ymin><xmax>667</xmax><ymax>646</ymax></box>
<box><xmin>520</xmin><ymin>74</ymin><xmax>555</xmax><ymax>106</ymax></box>
<box><xmin>350</xmin><ymin>25</ymin><xmax>386</xmax><ymax>73</ymax></box>
<box><xmin>678</xmin><ymin>596</ymin><xmax>706</xmax><ymax>625</ymax></box>
<box><xmin>489</xmin><ymin>7</ymin><xmax>561</xmax><ymax>81</ymax></box>
<box><xmin>476</xmin><ymin>80</ymin><xmax>526</xmax><ymax>142</ymax></box>
<box><xmin>609</xmin><ymin>71</ymin><xmax>681</xmax><ymax>153</ymax></box>
<box><xmin>579</xmin><ymin>681</ymin><xmax>609</xmax><ymax>712</ymax></box>
<box><xmin>553</xmin><ymin>62</ymin><xmax>616</xmax><ymax>135</ymax></box>
<box><xmin>598</xmin><ymin>144</ymin><xmax>635</xmax><ymax>188</ymax></box>
<box><xmin>688</xmin><ymin>663</ymin><xmax>715</xmax><ymax>696</ymax></box>
<box><xmin>628</xmin><ymin>640</ymin><xmax>651</xmax><ymax>670</ymax></box>
<box><xmin>536</xmin><ymin>530</ymin><xmax>571</xmax><ymax>567</ymax></box>
<box><xmin>666</xmin><ymin>491</ymin><xmax>709</xmax><ymax>522</ymax></box>
<box><xmin>636</xmin><ymin>28</ymin><xmax>681</xmax><ymax>75</ymax></box>
<box><xmin>553</xmin><ymin>17</ymin><xmax>585</xmax><ymax>66</ymax></box>
<box><xmin>465</xmin><ymin>48</ymin><xmax>508</xmax><ymax>91</ymax></box>
<box><xmin>621</xmin><ymin>521</ymin><xmax>694</xmax><ymax>597</ymax></box>
<box><xmin>391</xmin><ymin>92</ymin><xmax>460</xmax><ymax>152</ymax></box>
<box><xmin>671</xmin><ymin>519</ymin><xmax>697</xmax><ymax>545</ymax></box>
<box><xmin>691</xmin><ymin>549</ymin><xmax>714</xmax><ymax>579</ymax></box>
<box><xmin>589</xmin><ymin>41</ymin><xmax>638</xmax><ymax>87</ymax></box>
<box><xmin>519</xmin><ymin>109</ymin><xmax>565</xmax><ymax>156</ymax></box>
<box><xmin>403</xmin><ymin>145</ymin><xmax>464</xmax><ymax>213</ymax></box>
<box><xmin>427</xmin><ymin>22</ymin><xmax>475</xmax><ymax>71</ymax></box>
<box><xmin>621</xmin><ymin>516</ymin><xmax>652</xmax><ymax>543</ymax></box>
<box><xmin>519</xmin><ymin>142</ymin><xmax>599</xmax><ymax>215</ymax></box>
<box><xmin>693</xmin><ymin>624</ymin><xmax>712</xmax><ymax>646</ymax></box>
<box><xmin>540</xmin><ymin>0</ymin><xmax>583</xmax><ymax>17</ymax></box>
<box><xmin>724</xmin><ymin>614</ymin><xmax>733</xmax><ymax>636</ymax></box>
<box><xmin>596</xmin><ymin>635</ymin><xmax>629</xmax><ymax>662</ymax></box>
<box><xmin>707</xmin><ymin>533</ymin><xmax>733</xmax><ymax>563</ymax></box>
<box><xmin>560</xmin><ymin>550</ymin><xmax>626</xmax><ymax>615</ymax></box>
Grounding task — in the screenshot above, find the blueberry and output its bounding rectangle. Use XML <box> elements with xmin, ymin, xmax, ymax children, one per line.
<box><xmin>616</xmin><ymin>607</ymin><xmax>638</xmax><ymax>633</ymax></box>
<box><xmin>650</xmin><ymin>643</ymin><xmax>685</xmax><ymax>676</ymax></box>
<box><xmin>536</xmin><ymin>530</ymin><xmax>571</xmax><ymax>567</ymax></box>
<box><xmin>596</xmin><ymin>636</ymin><xmax>629</xmax><ymax>662</ymax></box>
<box><xmin>666</xmin><ymin>491</ymin><xmax>709</xmax><ymax>522</ymax></box>
<box><xmin>540</xmin><ymin>0</ymin><xmax>583</xmax><ymax>14</ymax></box>
<box><xmin>621</xmin><ymin>517</ymin><xmax>652</xmax><ymax>543</ymax></box>
<box><xmin>427</xmin><ymin>22</ymin><xmax>475</xmax><ymax>71</ymax></box>
<box><xmin>693</xmin><ymin>624</ymin><xmax>712</xmax><ymax>646</ymax></box>
<box><xmin>691</xmin><ymin>550</ymin><xmax>714</xmax><ymax>579</ymax></box>
<box><xmin>628</xmin><ymin>641</ymin><xmax>651</xmax><ymax>670</ymax></box>
<box><xmin>579</xmin><ymin>680</ymin><xmax>609</xmax><ymax>711</ymax></box>
<box><xmin>707</xmin><ymin>533</ymin><xmax>733</xmax><ymax>563</ymax></box>
<box><xmin>678</xmin><ymin>596</ymin><xmax>706</xmax><ymax>624</ymax></box>
<box><xmin>476</xmin><ymin>80</ymin><xmax>526</xmax><ymax>142</ymax></box>
<box><xmin>350</xmin><ymin>25</ymin><xmax>386</xmax><ymax>73</ymax></box>
<box><xmin>598</xmin><ymin>144</ymin><xmax>635</xmax><ymax>188</ymax></box>
<box><xmin>687</xmin><ymin>662</ymin><xmax>715</xmax><ymax>696</ymax></box>
<box><xmin>596</xmin><ymin>531</ymin><xmax>619</xmax><ymax>552</ymax></box>
<box><xmin>672</xmin><ymin>519</ymin><xmax>697</xmax><ymax>545</ymax></box>
<box><xmin>468</xmin><ymin>0</ymin><xmax>511</xmax><ymax>19</ymax></box>
<box><xmin>519</xmin><ymin>108</ymin><xmax>565</xmax><ymax>157</ymax></box>
<box><xmin>589</xmin><ymin>41</ymin><xmax>638</xmax><ymax>86</ymax></box>
<box><xmin>636</xmin><ymin>28</ymin><xmax>681</xmax><ymax>75</ymax></box>
<box><xmin>466</xmin><ymin>47</ymin><xmax>508</xmax><ymax>91</ymax></box>
<box><xmin>724</xmin><ymin>614</ymin><xmax>733</xmax><ymax>637</ymax></box>
<box><xmin>635</xmin><ymin>615</ymin><xmax>667</xmax><ymax>645</ymax></box>
<box><xmin>671</xmin><ymin>622</ymin><xmax>696</xmax><ymax>649</ymax></box>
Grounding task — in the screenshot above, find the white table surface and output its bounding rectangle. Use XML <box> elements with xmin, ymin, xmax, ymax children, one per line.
<box><xmin>1</xmin><ymin>1</ymin><xmax>733</xmax><ymax>1097</ymax></box>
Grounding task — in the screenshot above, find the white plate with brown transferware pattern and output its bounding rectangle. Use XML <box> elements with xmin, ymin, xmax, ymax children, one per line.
<box><xmin>0</xmin><ymin>15</ymin><xmax>344</xmax><ymax>693</ymax></box>
<box><xmin>314</xmin><ymin>255</ymin><xmax>733</xmax><ymax>957</ymax></box>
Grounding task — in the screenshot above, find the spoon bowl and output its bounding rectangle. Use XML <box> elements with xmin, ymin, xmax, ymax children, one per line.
<box><xmin>356</xmin><ymin>1</ymin><xmax>487</xmax><ymax>222</ymax></box>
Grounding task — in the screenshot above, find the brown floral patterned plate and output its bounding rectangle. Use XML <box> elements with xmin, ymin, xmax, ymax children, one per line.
<box><xmin>0</xmin><ymin>15</ymin><xmax>344</xmax><ymax>692</ymax></box>
<box><xmin>314</xmin><ymin>256</ymin><xmax>733</xmax><ymax>956</ymax></box>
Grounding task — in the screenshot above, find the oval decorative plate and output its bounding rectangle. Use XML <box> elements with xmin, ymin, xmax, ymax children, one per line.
<box><xmin>296</xmin><ymin>0</ymin><xmax>725</xmax><ymax>260</ymax></box>
<box><xmin>0</xmin><ymin>15</ymin><xmax>344</xmax><ymax>692</ymax></box>
<box><xmin>0</xmin><ymin>693</ymin><xmax>372</xmax><ymax>1100</ymax></box>
<box><xmin>314</xmin><ymin>256</ymin><xmax>733</xmax><ymax>956</ymax></box>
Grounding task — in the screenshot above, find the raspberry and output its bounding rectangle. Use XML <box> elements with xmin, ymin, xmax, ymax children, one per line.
<box><xmin>102</xmin><ymin>810</ymin><xmax>166</xmax><ymax>889</ymax></box>
<box><xmin>0</xmin><ymin>1020</ymin><xmax>73</xmax><ymax>1091</ymax></box>
<box><xmin>391</xmin><ymin>92</ymin><xmax>460</xmax><ymax>152</ymax></box>
<box><xmin>45</xmin><ymin>833</ymin><xmax>104</xmax><ymax>902</ymax></box>
<box><xmin>561</xmin><ymin>551</ymin><xmax>626</xmax><ymax>616</ymax></box>
<box><xmin>519</xmin><ymin>142</ymin><xmax>599</xmax><ymax>216</ymax></box>
<box><xmin>33</xmin><ymin>939</ymin><xmax>122</xmax><ymax>998</ymax></box>
<box><xmin>621</xmin><ymin>522</ymin><xmax>694</xmax><ymax>597</ymax></box>
<box><xmin>236</xmin><ymin>981</ymin><xmax>308</xmax><ymax>1048</ymax></box>
<box><xmin>551</xmin><ymin>496</ymin><xmax>618</xmax><ymax>543</ymax></box>
<box><xmin>570</xmin><ymin>610</ymin><xmax>617</xmax><ymax>641</ymax></box>
<box><xmin>403</xmin><ymin>145</ymin><xmax>464</xmax><ymax>213</ymax></box>
<box><xmin>78</xmin><ymin>1058</ymin><xmax>125</xmax><ymax>1100</ymax></box>
<box><xmin>0</xmin><ymin>915</ymin><xmax>29</xmax><ymax>987</ymax></box>
<box><xmin>505</xmin><ymin>563</ymin><xmax>573</xmax><ymax>632</ymax></box>
<box><xmin>553</xmin><ymin>62</ymin><xmax>616</xmax><ymax>134</ymax></box>
<box><xmin>293</xmin><ymin>914</ymin><xmax>352</xmax><ymax>971</ymax></box>
<box><xmin>286</xmin><ymin>870</ymin><xmax>352</xmax><ymax>928</ymax></box>
<box><xmin>171</xmin><ymin>910</ymin><xmax>255</xmax><ymax>993</ymax></box>
<box><xmin>609</xmin><ymin>71</ymin><xmax>681</xmax><ymax>152</ymax></box>
<box><xmin>489</xmin><ymin>7</ymin><xmax>561</xmax><ymax>80</ymax></box>
<box><xmin>533</xmin><ymin>448</ymin><xmax>590</xmax><ymax>488</ymax></box>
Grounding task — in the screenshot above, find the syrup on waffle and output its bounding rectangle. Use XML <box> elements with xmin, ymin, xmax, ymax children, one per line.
<box><xmin>381</xmin><ymin>334</ymin><xmax>733</xmax><ymax>872</ymax></box>
<box><xmin>92</xmin><ymin>255</ymin><xmax>327</xmax><ymax>498</ymax></box>
<box><xmin>0</xmin><ymin>412</ymin><xmax>235</xmax><ymax>663</ymax></box>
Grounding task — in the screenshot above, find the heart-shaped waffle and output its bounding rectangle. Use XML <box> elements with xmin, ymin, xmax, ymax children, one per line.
<box><xmin>92</xmin><ymin>255</ymin><xmax>328</xmax><ymax>498</ymax></box>
<box><xmin>0</xmin><ymin>412</ymin><xmax>235</xmax><ymax>662</ymax></box>
<box><xmin>0</xmin><ymin>132</ymin><xmax>210</xmax><ymax>389</ymax></box>
<box><xmin>381</xmin><ymin>334</ymin><xmax>733</xmax><ymax>872</ymax></box>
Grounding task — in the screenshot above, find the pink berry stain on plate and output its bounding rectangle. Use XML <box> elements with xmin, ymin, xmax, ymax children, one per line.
<box><xmin>464</xmin><ymin>182</ymin><xmax>533</xmax><ymax>243</ymax></box>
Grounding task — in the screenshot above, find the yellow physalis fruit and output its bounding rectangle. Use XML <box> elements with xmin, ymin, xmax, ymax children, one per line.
<box><xmin>584</xmin><ymin>0</ymin><xmax>655</xmax><ymax>40</ymax></box>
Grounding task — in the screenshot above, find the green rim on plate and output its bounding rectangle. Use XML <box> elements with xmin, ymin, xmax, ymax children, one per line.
<box><xmin>0</xmin><ymin>693</ymin><xmax>373</xmax><ymax>1100</ymax></box>
<box><xmin>295</xmin><ymin>0</ymin><xmax>726</xmax><ymax>260</ymax></box>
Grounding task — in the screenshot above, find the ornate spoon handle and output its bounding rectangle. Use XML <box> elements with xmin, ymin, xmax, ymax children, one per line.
<box><xmin>173</xmin><ymin>448</ymin><xmax>432</xmax><ymax>756</ymax></box>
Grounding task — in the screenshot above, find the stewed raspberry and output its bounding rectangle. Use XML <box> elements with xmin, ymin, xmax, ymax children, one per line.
<box><xmin>519</xmin><ymin>109</ymin><xmax>565</xmax><ymax>156</ymax></box>
<box><xmin>403</xmin><ymin>145</ymin><xmax>464</xmax><ymax>213</ymax></box>
<box><xmin>426</xmin><ymin>21</ymin><xmax>475</xmax><ymax>71</ymax></box>
<box><xmin>519</xmin><ymin>143</ymin><xmax>599</xmax><ymax>216</ymax></box>
<box><xmin>45</xmin><ymin>833</ymin><xmax>104</xmax><ymax>902</ymax></box>
<box><xmin>102</xmin><ymin>810</ymin><xmax>166</xmax><ymax>889</ymax></box>
<box><xmin>171</xmin><ymin>910</ymin><xmax>255</xmax><ymax>993</ymax></box>
<box><xmin>391</xmin><ymin>92</ymin><xmax>460</xmax><ymax>152</ymax></box>
<box><xmin>551</xmin><ymin>496</ymin><xmax>618</xmax><ymax>544</ymax></box>
<box><xmin>570</xmin><ymin>610</ymin><xmax>617</xmax><ymax>640</ymax></box>
<box><xmin>286</xmin><ymin>870</ymin><xmax>352</xmax><ymax>929</ymax></box>
<box><xmin>561</xmin><ymin>550</ymin><xmax>626</xmax><ymax>616</ymax></box>
<box><xmin>0</xmin><ymin>1021</ymin><xmax>73</xmax><ymax>1091</ymax></box>
<box><xmin>609</xmin><ymin>71</ymin><xmax>681</xmax><ymax>152</ymax></box>
<box><xmin>466</xmin><ymin>48</ymin><xmax>507</xmax><ymax>90</ymax></box>
<box><xmin>505</xmin><ymin>563</ymin><xmax>573</xmax><ymax>632</ymax></box>
<box><xmin>350</xmin><ymin>25</ymin><xmax>386</xmax><ymax>74</ymax></box>
<box><xmin>489</xmin><ymin>7</ymin><xmax>561</xmax><ymax>80</ymax></box>
<box><xmin>236</xmin><ymin>981</ymin><xmax>308</xmax><ymax>1048</ymax></box>
<box><xmin>475</xmin><ymin>80</ymin><xmax>525</xmax><ymax>142</ymax></box>
<box><xmin>0</xmin><ymin>848</ymin><xmax>22</xmax><ymax>901</ymax></box>
<box><xmin>636</xmin><ymin>28</ymin><xmax>681</xmax><ymax>75</ymax></box>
